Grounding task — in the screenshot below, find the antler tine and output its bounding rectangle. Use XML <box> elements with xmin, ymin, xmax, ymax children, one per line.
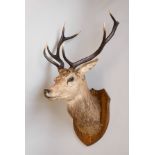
<box><xmin>43</xmin><ymin>47</ymin><xmax>60</xmax><ymax>69</ymax></box>
<box><xmin>62</xmin><ymin>13</ymin><xmax>119</xmax><ymax>69</ymax></box>
<box><xmin>56</xmin><ymin>26</ymin><xmax>79</xmax><ymax>57</ymax></box>
<box><xmin>105</xmin><ymin>12</ymin><xmax>119</xmax><ymax>43</ymax></box>
<box><xmin>43</xmin><ymin>26</ymin><xmax>79</xmax><ymax>69</ymax></box>
<box><xmin>62</xmin><ymin>46</ymin><xmax>73</xmax><ymax>67</ymax></box>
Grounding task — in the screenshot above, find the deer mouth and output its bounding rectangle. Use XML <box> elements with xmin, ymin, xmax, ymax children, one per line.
<box><xmin>44</xmin><ymin>90</ymin><xmax>52</xmax><ymax>98</ymax></box>
<box><xmin>44</xmin><ymin>94</ymin><xmax>58</xmax><ymax>100</ymax></box>
<box><xmin>44</xmin><ymin>91</ymin><xmax>58</xmax><ymax>100</ymax></box>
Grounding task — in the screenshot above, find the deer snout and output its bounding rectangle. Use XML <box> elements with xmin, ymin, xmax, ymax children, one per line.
<box><xmin>44</xmin><ymin>89</ymin><xmax>50</xmax><ymax>93</ymax></box>
<box><xmin>44</xmin><ymin>89</ymin><xmax>52</xmax><ymax>97</ymax></box>
<box><xmin>44</xmin><ymin>88</ymin><xmax>58</xmax><ymax>100</ymax></box>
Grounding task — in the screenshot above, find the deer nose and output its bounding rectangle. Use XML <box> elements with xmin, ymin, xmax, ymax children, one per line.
<box><xmin>44</xmin><ymin>89</ymin><xmax>51</xmax><ymax>94</ymax></box>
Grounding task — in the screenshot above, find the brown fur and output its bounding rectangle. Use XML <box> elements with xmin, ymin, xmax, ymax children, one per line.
<box><xmin>44</xmin><ymin>60</ymin><xmax>102</xmax><ymax>135</ymax></box>
<box><xmin>67</xmin><ymin>82</ymin><xmax>101</xmax><ymax>135</ymax></box>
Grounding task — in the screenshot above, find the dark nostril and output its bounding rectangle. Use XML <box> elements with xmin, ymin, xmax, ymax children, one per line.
<box><xmin>44</xmin><ymin>89</ymin><xmax>50</xmax><ymax>94</ymax></box>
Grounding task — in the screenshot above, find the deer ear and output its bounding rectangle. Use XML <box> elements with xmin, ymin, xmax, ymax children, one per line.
<box><xmin>77</xmin><ymin>59</ymin><xmax>98</xmax><ymax>75</ymax></box>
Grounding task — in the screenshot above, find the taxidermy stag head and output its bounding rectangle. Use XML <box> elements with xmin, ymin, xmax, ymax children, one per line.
<box><xmin>43</xmin><ymin>13</ymin><xmax>119</xmax><ymax>146</ymax></box>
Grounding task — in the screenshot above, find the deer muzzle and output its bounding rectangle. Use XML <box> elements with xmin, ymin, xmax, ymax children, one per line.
<box><xmin>44</xmin><ymin>89</ymin><xmax>52</xmax><ymax>98</ymax></box>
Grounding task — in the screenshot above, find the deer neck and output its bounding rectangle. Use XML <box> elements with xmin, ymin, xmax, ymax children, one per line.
<box><xmin>67</xmin><ymin>83</ymin><xmax>101</xmax><ymax>126</ymax></box>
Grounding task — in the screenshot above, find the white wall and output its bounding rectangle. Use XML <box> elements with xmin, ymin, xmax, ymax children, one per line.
<box><xmin>26</xmin><ymin>0</ymin><xmax>128</xmax><ymax>154</ymax></box>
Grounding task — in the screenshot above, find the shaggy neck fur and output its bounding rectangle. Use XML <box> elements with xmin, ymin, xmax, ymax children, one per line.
<box><xmin>67</xmin><ymin>82</ymin><xmax>101</xmax><ymax>134</ymax></box>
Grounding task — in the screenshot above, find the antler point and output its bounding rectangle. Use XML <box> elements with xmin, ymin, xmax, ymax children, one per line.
<box><xmin>103</xmin><ymin>23</ymin><xmax>106</xmax><ymax>28</ymax></box>
<box><xmin>109</xmin><ymin>10</ymin><xmax>112</xmax><ymax>15</ymax></box>
<box><xmin>44</xmin><ymin>43</ymin><xmax>48</xmax><ymax>49</ymax></box>
<box><xmin>62</xmin><ymin>24</ymin><xmax>65</xmax><ymax>31</ymax></box>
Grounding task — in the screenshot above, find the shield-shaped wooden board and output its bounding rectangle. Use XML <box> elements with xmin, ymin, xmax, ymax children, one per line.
<box><xmin>73</xmin><ymin>88</ymin><xmax>110</xmax><ymax>146</ymax></box>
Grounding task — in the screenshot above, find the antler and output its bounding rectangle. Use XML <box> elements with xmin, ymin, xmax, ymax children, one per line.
<box><xmin>62</xmin><ymin>13</ymin><xmax>119</xmax><ymax>69</ymax></box>
<box><xmin>43</xmin><ymin>26</ymin><xmax>79</xmax><ymax>69</ymax></box>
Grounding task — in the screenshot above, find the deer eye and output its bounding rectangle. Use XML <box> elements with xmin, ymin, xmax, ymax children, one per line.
<box><xmin>67</xmin><ymin>77</ymin><xmax>74</xmax><ymax>83</ymax></box>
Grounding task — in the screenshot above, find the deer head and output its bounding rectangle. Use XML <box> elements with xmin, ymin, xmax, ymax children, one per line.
<box><xmin>44</xmin><ymin>13</ymin><xmax>119</xmax><ymax>102</ymax></box>
<box><xmin>44</xmin><ymin>59</ymin><xmax>99</xmax><ymax>102</ymax></box>
<box><xmin>43</xmin><ymin>13</ymin><xmax>119</xmax><ymax>145</ymax></box>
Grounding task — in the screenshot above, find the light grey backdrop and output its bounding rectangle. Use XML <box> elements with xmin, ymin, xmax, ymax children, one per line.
<box><xmin>26</xmin><ymin>0</ymin><xmax>128</xmax><ymax>155</ymax></box>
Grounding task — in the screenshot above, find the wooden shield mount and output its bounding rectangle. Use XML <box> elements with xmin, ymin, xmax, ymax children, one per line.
<box><xmin>73</xmin><ymin>88</ymin><xmax>110</xmax><ymax>146</ymax></box>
